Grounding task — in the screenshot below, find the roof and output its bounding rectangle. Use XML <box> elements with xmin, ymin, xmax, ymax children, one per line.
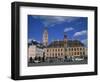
<box><xmin>47</xmin><ymin>41</ymin><xmax>64</xmax><ymax>48</ymax></box>
<box><xmin>47</xmin><ymin>40</ymin><xmax>84</xmax><ymax>48</ymax></box>
<box><xmin>67</xmin><ymin>40</ymin><xmax>84</xmax><ymax>47</ymax></box>
<box><xmin>28</xmin><ymin>39</ymin><xmax>85</xmax><ymax>48</ymax></box>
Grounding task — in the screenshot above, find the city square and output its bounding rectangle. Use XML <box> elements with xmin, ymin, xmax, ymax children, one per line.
<box><xmin>28</xmin><ymin>15</ymin><xmax>88</xmax><ymax>66</ymax></box>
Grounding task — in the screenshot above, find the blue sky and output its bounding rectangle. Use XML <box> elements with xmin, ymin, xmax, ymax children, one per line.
<box><xmin>28</xmin><ymin>15</ymin><xmax>88</xmax><ymax>46</ymax></box>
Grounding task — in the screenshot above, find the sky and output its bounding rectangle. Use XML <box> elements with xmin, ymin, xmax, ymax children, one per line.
<box><xmin>28</xmin><ymin>15</ymin><xmax>88</xmax><ymax>46</ymax></box>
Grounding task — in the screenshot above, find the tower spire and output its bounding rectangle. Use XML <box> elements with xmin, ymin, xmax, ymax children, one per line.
<box><xmin>64</xmin><ymin>32</ymin><xmax>67</xmax><ymax>41</ymax></box>
<box><xmin>64</xmin><ymin>32</ymin><xmax>67</xmax><ymax>47</ymax></box>
<box><xmin>43</xmin><ymin>27</ymin><xmax>48</xmax><ymax>47</ymax></box>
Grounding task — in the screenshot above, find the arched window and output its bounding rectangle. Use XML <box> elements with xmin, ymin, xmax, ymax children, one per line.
<box><xmin>77</xmin><ymin>52</ymin><xmax>79</xmax><ymax>55</ymax></box>
<box><xmin>80</xmin><ymin>52</ymin><xmax>82</xmax><ymax>55</ymax></box>
<box><xmin>74</xmin><ymin>52</ymin><xmax>76</xmax><ymax>55</ymax></box>
<box><xmin>74</xmin><ymin>48</ymin><xmax>76</xmax><ymax>51</ymax></box>
<box><xmin>55</xmin><ymin>53</ymin><xmax>57</xmax><ymax>57</ymax></box>
<box><xmin>83</xmin><ymin>52</ymin><xmax>85</xmax><ymax>55</ymax></box>
<box><xmin>47</xmin><ymin>49</ymin><xmax>48</xmax><ymax>52</ymax></box>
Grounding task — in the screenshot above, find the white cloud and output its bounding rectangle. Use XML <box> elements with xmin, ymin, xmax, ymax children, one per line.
<box><xmin>28</xmin><ymin>39</ymin><xmax>32</xmax><ymax>43</ymax></box>
<box><xmin>81</xmin><ymin>39</ymin><xmax>87</xmax><ymax>47</ymax></box>
<box><xmin>32</xmin><ymin>16</ymin><xmax>79</xmax><ymax>27</ymax></box>
<box><xmin>74</xmin><ymin>30</ymin><xmax>87</xmax><ymax>37</ymax></box>
<box><xmin>28</xmin><ymin>38</ymin><xmax>36</xmax><ymax>43</ymax></box>
<box><xmin>64</xmin><ymin>27</ymin><xmax>74</xmax><ymax>32</ymax></box>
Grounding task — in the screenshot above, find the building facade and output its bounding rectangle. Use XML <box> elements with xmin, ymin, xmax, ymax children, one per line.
<box><xmin>43</xmin><ymin>29</ymin><xmax>87</xmax><ymax>60</ymax></box>
<box><xmin>45</xmin><ymin>47</ymin><xmax>65</xmax><ymax>59</ymax></box>
<box><xmin>28</xmin><ymin>40</ymin><xmax>44</xmax><ymax>61</ymax></box>
<box><xmin>28</xmin><ymin>27</ymin><xmax>87</xmax><ymax>63</ymax></box>
<box><xmin>65</xmin><ymin>47</ymin><xmax>87</xmax><ymax>57</ymax></box>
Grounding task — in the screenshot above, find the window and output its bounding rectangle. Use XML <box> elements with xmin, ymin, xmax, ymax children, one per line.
<box><xmin>83</xmin><ymin>52</ymin><xmax>85</xmax><ymax>55</ymax></box>
<box><xmin>47</xmin><ymin>49</ymin><xmax>48</xmax><ymax>52</ymax></box>
<box><xmin>55</xmin><ymin>53</ymin><xmax>57</xmax><ymax>57</ymax></box>
<box><xmin>77</xmin><ymin>52</ymin><xmax>79</xmax><ymax>55</ymax></box>
<box><xmin>74</xmin><ymin>48</ymin><xmax>76</xmax><ymax>51</ymax></box>
<box><xmin>74</xmin><ymin>52</ymin><xmax>76</xmax><ymax>55</ymax></box>
<box><xmin>80</xmin><ymin>52</ymin><xmax>82</xmax><ymax>55</ymax></box>
<box><xmin>52</xmin><ymin>54</ymin><xmax>54</xmax><ymax>57</ymax></box>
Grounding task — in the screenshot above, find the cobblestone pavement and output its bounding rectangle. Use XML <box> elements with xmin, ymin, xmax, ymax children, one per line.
<box><xmin>28</xmin><ymin>60</ymin><xmax>87</xmax><ymax>67</ymax></box>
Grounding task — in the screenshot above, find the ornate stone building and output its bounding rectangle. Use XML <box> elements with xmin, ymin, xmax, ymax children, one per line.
<box><xmin>65</xmin><ymin>40</ymin><xmax>87</xmax><ymax>58</ymax></box>
<box><xmin>44</xmin><ymin>33</ymin><xmax>67</xmax><ymax>60</ymax></box>
<box><xmin>43</xmin><ymin>29</ymin><xmax>87</xmax><ymax>60</ymax></box>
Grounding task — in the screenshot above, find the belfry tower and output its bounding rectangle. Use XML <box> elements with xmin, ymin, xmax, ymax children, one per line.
<box><xmin>64</xmin><ymin>32</ymin><xmax>67</xmax><ymax>48</ymax></box>
<box><xmin>43</xmin><ymin>27</ymin><xmax>48</xmax><ymax>47</ymax></box>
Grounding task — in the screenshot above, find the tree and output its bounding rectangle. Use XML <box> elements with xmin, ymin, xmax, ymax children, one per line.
<box><xmin>42</xmin><ymin>53</ymin><xmax>45</xmax><ymax>62</ymax></box>
<box><xmin>34</xmin><ymin>56</ymin><xmax>38</xmax><ymax>60</ymax></box>
<box><xmin>38</xmin><ymin>57</ymin><xmax>41</xmax><ymax>61</ymax></box>
<box><xmin>29</xmin><ymin>57</ymin><xmax>33</xmax><ymax>63</ymax></box>
<box><xmin>65</xmin><ymin>56</ymin><xmax>67</xmax><ymax>59</ymax></box>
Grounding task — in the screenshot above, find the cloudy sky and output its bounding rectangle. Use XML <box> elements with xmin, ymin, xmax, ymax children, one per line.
<box><xmin>28</xmin><ymin>15</ymin><xmax>87</xmax><ymax>46</ymax></box>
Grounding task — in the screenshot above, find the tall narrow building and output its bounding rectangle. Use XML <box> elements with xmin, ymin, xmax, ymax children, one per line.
<box><xmin>43</xmin><ymin>27</ymin><xmax>48</xmax><ymax>47</ymax></box>
<box><xmin>64</xmin><ymin>32</ymin><xmax>67</xmax><ymax>48</ymax></box>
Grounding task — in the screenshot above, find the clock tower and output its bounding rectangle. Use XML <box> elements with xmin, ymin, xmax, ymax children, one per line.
<box><xmin>43</xmin><ymin>27</ymin><xmax>48</xmax><ymax>47</ymax></box>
